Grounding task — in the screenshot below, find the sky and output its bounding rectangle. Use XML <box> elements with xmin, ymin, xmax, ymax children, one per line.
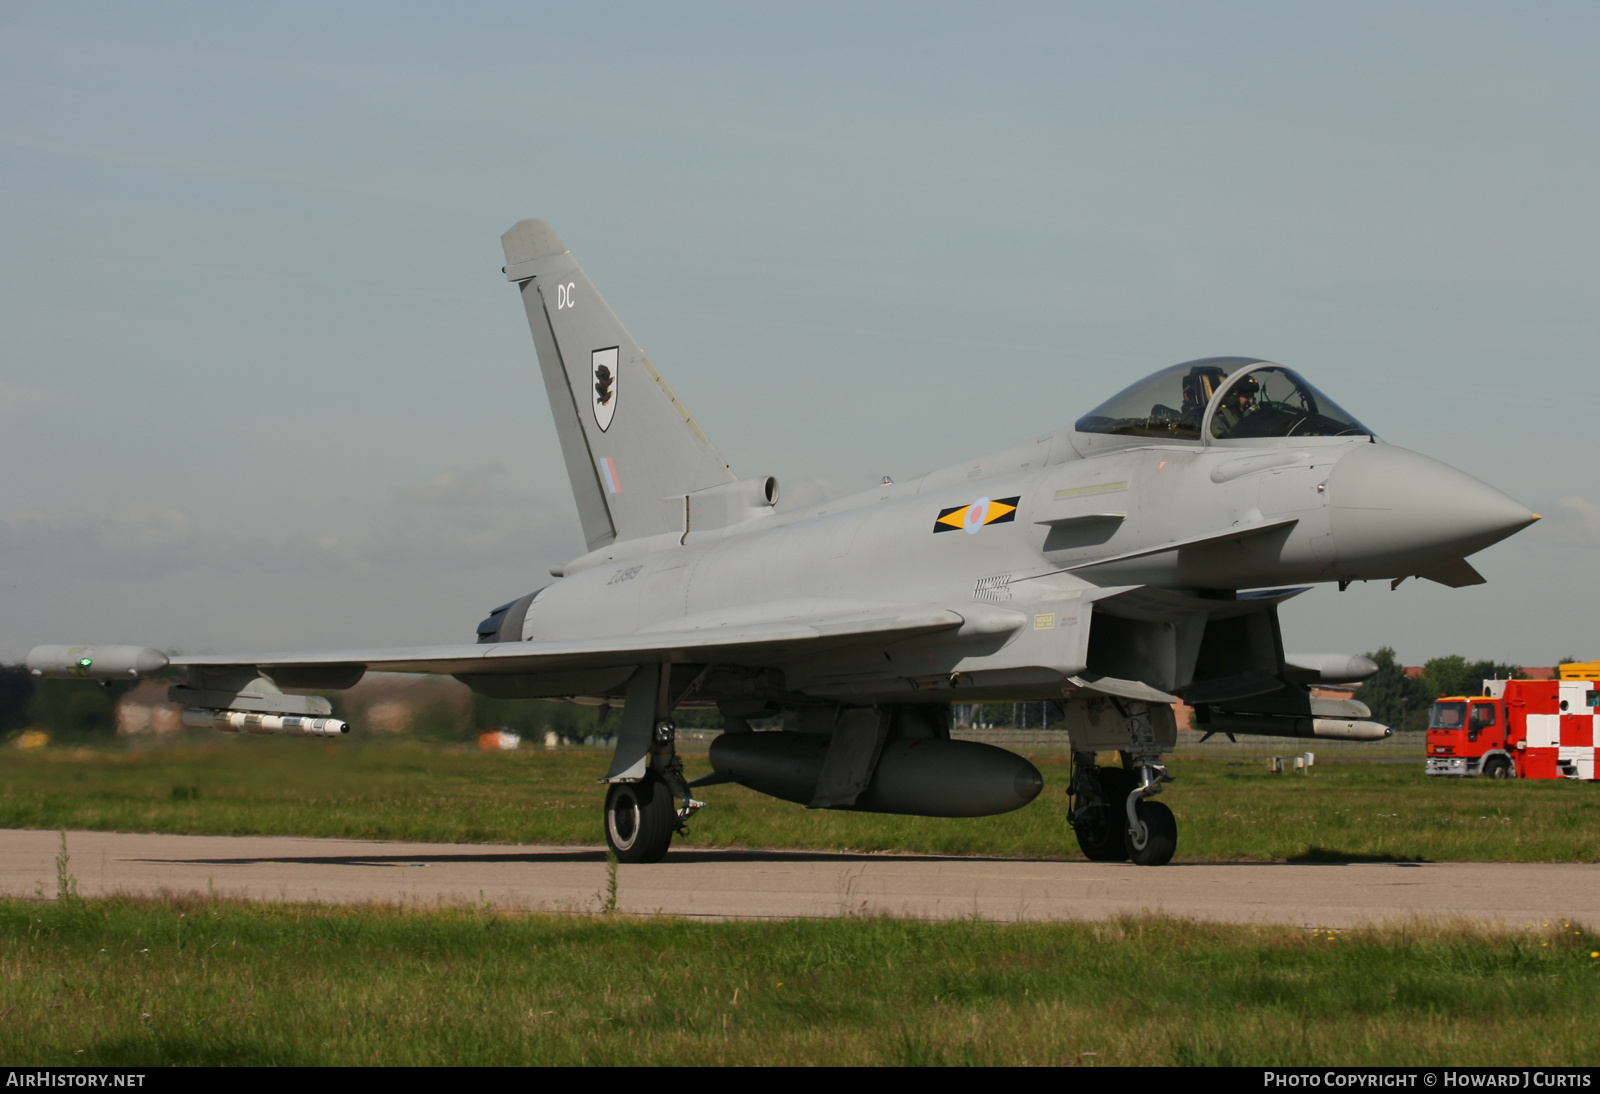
<box><xmin>1</xmin><ymin>2</ymin><xmax>1596</xmax><ymax>666</ymax></box>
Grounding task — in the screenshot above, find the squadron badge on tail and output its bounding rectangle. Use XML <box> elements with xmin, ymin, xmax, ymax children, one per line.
<box><xmin>592</xmin><ymin>346</ymin><xmax>618</xmax><ymax>431</ymax></box>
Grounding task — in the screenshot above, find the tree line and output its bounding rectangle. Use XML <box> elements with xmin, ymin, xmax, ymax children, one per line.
<box><xmin>1352</xmin><ymin>648</ymin><xmax>1534</xmax><ymax>734</ymax></box>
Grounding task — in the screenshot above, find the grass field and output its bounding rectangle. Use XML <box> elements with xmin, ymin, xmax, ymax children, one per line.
<box><xmin>2</xmin><ymin>896</ymin><xmax>1597</xmax><ymax>1066</ymax></box>
<box><xmin>2</xmin><ymin>739</ymin><xmax>1596</xmax><ymax>862</ymax></box>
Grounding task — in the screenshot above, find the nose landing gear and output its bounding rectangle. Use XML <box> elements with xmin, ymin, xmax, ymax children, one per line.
<box><xmin>1066</xmin><ymin>697</ymin><xmax>1179</xmax><ymax>866</ymax></box>
<box><xmin>1123</xmin><ymin>771</ymin><xmax>1177</xmax><ymax>866</ymax></box>
<box><xmin>1069</xmin><ymin>753</ymin><xmax>1178</xmax><ymax>866</ymax></box>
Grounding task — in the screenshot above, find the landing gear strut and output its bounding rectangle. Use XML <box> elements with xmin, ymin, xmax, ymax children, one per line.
<box><xmin>1067</xmin><ymin>699</ymin><xmax>1178</xmax><ymax>866</ymax></box>
<box><xmin>603</xmin><ymin>718</ymin><xmax>706</xmax><ymax>864</ymax></box>
<box><xmin>600</xmin><ymin>662</ymin><xmax>706</xmax><ymax>863</ymax></box>
<box><xmin>1123</xmin><ymin>780</ymin><xmax>1177</xmax><ymax>867</ymax></box>
<box><xmin>604</xmin><ymin>772</ymin><xmax>676</xmax><ymax>862</ymax></box>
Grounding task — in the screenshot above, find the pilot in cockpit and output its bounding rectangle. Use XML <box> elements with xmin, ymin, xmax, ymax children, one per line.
<box><xmin>1073</xmin><ymin>357</ymin><xmax>1372</xmax><ymax>442</ymax></box>
<box><xmin>1209</xmin><ymin>373</ymin><xmax>1260</xmax><ymax>437</ymax></box>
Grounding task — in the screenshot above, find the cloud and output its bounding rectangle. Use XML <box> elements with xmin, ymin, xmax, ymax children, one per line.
<box><xmin>0</xmin><ymin>381</ymin><xmax>59</xmax><ymax>418</ymax></box>
<box><xmin>1540</xmin><ymin>496</ymin><xmax>1600</xmax><ymax>548</ymax></box>
<box><xmin>0</xmin><ymin>500</ymin><xmax>204</xmax><ymax>580</ymax></box>
<box><xmin>399</xmin><ymin>463</ymin><xmax>509</xmax><ymax>507</ymax></box>
<box><xmin>0</xmin><ymin>467</ymin><xmax>578</xmax><ymax>581</ymax></box>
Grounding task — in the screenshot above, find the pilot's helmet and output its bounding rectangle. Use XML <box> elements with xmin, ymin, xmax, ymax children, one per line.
<box><xmin>1182</xmin><ymin>366</ymin><xmax>1229</xmax><ymax>409</ymax></box>
<box><xmin>1229</xmin><ymin>374</ymin><xmax>1260</xmax><ymax>402</ymax></box>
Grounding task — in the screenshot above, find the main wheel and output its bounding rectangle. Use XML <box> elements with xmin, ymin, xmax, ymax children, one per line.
<box><xmin>1484</xmin><ymin>756</ymin><xmax>1515</xmax><ymax>779</ymax></box>
<box><xmin>1074</xmin><ymin>767</ymin><xmax>1134</xmax><ymax>862</ymax></box>
<box><xmin>604</xmin><ymin>773</ymin><xmax>676</xmax><ymax>863</ymax></box>
<box><xmin>1125</xmin><ymin>798</ymin><xmax>1177</xmax><ymax>866</ymax></box>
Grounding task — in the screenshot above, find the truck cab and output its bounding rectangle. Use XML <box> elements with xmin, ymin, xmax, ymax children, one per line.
<box><xmin>1426</xmin><ymin>695</ymin><xmax>1514</xmax><ymax>778</ymax></box>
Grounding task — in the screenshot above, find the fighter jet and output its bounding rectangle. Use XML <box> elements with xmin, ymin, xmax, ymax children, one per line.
<box><xmin>27</xmin><ymin>219</ymin><xmax>1540</xmax><ymax>866</ymax></box>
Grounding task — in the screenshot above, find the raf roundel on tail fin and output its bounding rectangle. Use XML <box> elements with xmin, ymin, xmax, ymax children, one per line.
<box><xmin>502</xmin><ymin>220</ymin><xmax>735</xmax><ymax>550</ymax></box>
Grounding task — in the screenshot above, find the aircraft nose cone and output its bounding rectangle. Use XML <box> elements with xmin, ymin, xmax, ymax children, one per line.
<box><xmin>1327</xmin><ymin>444</ymin><xmax>1538</xmax><ymax>574</ymax></box>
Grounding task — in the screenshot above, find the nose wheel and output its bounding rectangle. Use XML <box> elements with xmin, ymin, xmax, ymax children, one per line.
<box><xmin>1125</xmin><ymin>796</ymin><xmax>1177</xmax><ymax>866</ymax></box>
<box><xmin>1070</xmin><ymin>749</ymin><xmax>1178</xmax><ymax>866</ymax></box>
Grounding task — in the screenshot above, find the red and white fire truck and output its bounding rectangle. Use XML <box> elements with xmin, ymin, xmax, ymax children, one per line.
<box><xmin>1425</xmin><ymin>663</ymin><xmax>1599</xmax><ymax>780</ymax></box>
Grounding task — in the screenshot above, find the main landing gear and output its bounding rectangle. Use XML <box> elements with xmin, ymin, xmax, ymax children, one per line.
<box><xmin>1068</xmin><ymin>734</ymin><xmax>1177</xmax><ymax>867</ymax></box>
<box><xmin>604</xmin><ymin>772</ymin><xmax>677</xmax><ymax>862</ymax></box>
<box><xmin>603</xmin><ymin>718</ymin><xmax>704</xmax><ymax>864</ymax></box>
<box><xmin>598</xmin><ymin>664</ymin><xmax>707</xmax><ymax>864</ymax></box>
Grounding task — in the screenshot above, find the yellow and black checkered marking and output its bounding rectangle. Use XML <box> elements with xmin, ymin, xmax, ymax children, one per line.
<box><xmin>934</xmin><ymin>496</ymin><xmax>1020</xmax><ymax>533</ymax></box>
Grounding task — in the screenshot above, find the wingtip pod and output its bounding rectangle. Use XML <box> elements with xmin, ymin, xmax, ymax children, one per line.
<box><xmin>26</xmin><ymin>645</ymin><xmax>169</xmax><ymax>679</ymax></box>
<box><xmin>502</xmin><ymin>219</ymin><xmax>568</xmax><ymax>279</ymax></box>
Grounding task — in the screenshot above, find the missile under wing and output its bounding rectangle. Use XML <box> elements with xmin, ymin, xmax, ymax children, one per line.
<box><xmin>28</xmin><ymin>220</ymin><xmax>1540</xmax><ymax>866</ymax></box>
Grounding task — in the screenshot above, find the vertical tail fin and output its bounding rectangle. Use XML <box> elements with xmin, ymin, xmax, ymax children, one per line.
<box><xmin>502</xmin><ymin>219</ymin><xmax>735</xmax><ymax>550</ymax></box>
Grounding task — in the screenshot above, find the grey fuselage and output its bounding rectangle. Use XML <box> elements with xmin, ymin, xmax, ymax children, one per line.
<box><xmin>514</xmin><ymin>422</ymin><xmax>1528</xmax><ymax>706</ymax></box>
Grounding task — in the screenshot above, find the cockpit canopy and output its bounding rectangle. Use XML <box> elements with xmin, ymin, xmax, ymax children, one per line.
<box><xmin>1074</xmin><ymin>357</ymin><xmax>1371</xmax><ymax>442</ymax></box>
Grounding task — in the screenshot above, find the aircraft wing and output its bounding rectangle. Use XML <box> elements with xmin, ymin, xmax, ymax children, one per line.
<box><xmin>180</xmin><ymin>608</ymin><xmax>967</xmax><ymax>674</ymax></box>
<box><xmin>35</xmin><ymin>600</ymin><xmax>981</xmax><ymax>683</ymax></box>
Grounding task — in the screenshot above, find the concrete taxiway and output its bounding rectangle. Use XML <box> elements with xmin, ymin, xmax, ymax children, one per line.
<box><xmin>2</xmin><ymin>829</ymin><xmax>1594</xmax><ymax>927</ymax></box>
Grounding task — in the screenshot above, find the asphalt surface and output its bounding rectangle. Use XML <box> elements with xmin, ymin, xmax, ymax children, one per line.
<box><xmin>4</xmin><ymin>829</ymin><xmax>1596</xmax><ymax>927</ymax></box>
